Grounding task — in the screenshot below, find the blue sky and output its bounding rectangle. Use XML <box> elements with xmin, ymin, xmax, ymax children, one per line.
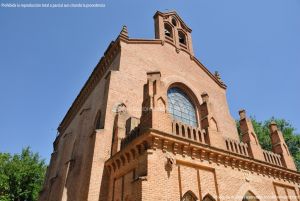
<box><xmin>0</xmin><ymin>0</ymin><xmax>299</xmax><ymax>162</ymax></box>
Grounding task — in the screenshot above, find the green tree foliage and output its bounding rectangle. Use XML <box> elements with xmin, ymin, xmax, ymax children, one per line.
<box><xmin>0</xmin><ymin>147</ymin><xmax>47</xmax><ymax>201</ymax></box>
<box><xmin>237</xmin><ymin>117</ymin><xmax>300</xmax><ymax>171</ymax></box>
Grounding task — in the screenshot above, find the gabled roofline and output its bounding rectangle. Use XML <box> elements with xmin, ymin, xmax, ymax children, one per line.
<box><xmin>58</xmin><ymin>39</ymin><xmax>121</xmax><ymax>134</ymax></box>
<box><xmin>154</xmin><ymin>10</ymin><xmax>192</xmax><ymax>33</ymax></box>
<box><xmin>123</xmin><ymin>37</ymin><xmax>226</xmax><ymax>89</ymax></box>
<box><xmin>57</xmin><ymin>24</ymin><xmax>226</xmax><ymax>134</ymax></box>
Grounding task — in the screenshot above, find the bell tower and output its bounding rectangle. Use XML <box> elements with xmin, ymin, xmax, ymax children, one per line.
<box><xmin>153</xmin><ymin>11</ymin><xmax>194</xmax><ymax>56</ymax></box>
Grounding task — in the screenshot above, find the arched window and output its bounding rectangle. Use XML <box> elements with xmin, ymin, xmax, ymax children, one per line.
<box><xmin>164</xmin><ymin>23</ymin><xmax>173</xmax><ymax>38</ymax></box>
<box><xmin>178</xmin><ymin>31</ymin><xmax>186</xmax><ymax>45</ymax></box>
<box><xmin>242</xmin><ymin>191</ymin><xmax>259</xmax><ymax>201</ymax></box>
<box><xmin>172</xmin><ymin>18</ymin><xmax>177</xmax><ymax>26</ymax></box>
<box><xmin>94</xmin><ymin>110</ymin><xmax>102</xmax><ymax>129</ymax></box>
<box><xmin>182</xmin><ymin>191</ymin><xmax>198</xmax><ymax>201</ymax></box>
<box><xmin>167</xmin><ymin>87</ymin><xmax>197</xmax><ymax>127</ymax></box>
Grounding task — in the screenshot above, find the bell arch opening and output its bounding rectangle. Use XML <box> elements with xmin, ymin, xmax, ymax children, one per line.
<box><xmin>164</xmin><ymin>23</ymin><xmax>173</xmax><ymax>38</ymax></box>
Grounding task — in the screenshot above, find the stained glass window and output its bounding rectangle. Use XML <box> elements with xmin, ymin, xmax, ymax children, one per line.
<box><xmin>167</xmin><ymin>87</ymin><xmax>197</xmax><ymax>127</ymax></box>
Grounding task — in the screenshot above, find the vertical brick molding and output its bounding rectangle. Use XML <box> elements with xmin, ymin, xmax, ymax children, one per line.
<box><xmin>239</xmin><ymin>109</ymin><xmax>264</xmax><ymax>161</ymax></box>
<box><xmin>200</xmin><ymin>92</ymin><xmax>226</xmax><ymax>149</ymax></box>
<box><xmin>111</xmin><ymin>103</ymin><xmax>130</xmax><ymax>156</ymax></box>
<box><xmin>140</xmin><ymin>71</ymin><xmax>172</xmax><ymax>133</ymax></box>
<box><xmin>269</xmin><ymin>121</ymin><xmax>297</xmax><ymax>170</ymax></box>
<box><xmin>153</xmin><ymin>13</ymin><xmax>165</xmax><ymax>41</ymax></box>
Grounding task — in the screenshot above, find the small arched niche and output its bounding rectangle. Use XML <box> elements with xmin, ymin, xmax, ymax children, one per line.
<box><xmin>182</xmin><ymin>191</ymin><xmax>198</xmax><ymax>201</ymax></box>
<box><xmin>250</xmin><ymin>132</ymin><xmax>258</xmax><ymax>145</ymax></box>
<box><xmin>156</xmin><ymin>97</ymin><xmax>166</xmax><ymax>113</ymax></box>
<box><xmin>203</xmin><ymin>194</ymin><xmax>216</xmax><ymax>201</ymax></box>
<box><xmin>210</xmin><ymin>117</ymin><xmax>218</xmax><ymax>131</ymax></box>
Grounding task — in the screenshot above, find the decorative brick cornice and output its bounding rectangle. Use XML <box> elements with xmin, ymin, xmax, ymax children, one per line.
<box><xmin>126</xmin><ymin>38</ymin><xmax>163</xmax><ymax>44</ymax></box>
<box><xmin>106</xmin><ymin>129</ymin><xmax>300</xmax><ymax>184</ymax></box>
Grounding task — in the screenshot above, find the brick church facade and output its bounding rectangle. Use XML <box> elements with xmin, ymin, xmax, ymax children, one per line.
<box><xmin>39</xmin><ymin>11</ymin><xmax>300</xmax><ymax>201</ymax></box>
